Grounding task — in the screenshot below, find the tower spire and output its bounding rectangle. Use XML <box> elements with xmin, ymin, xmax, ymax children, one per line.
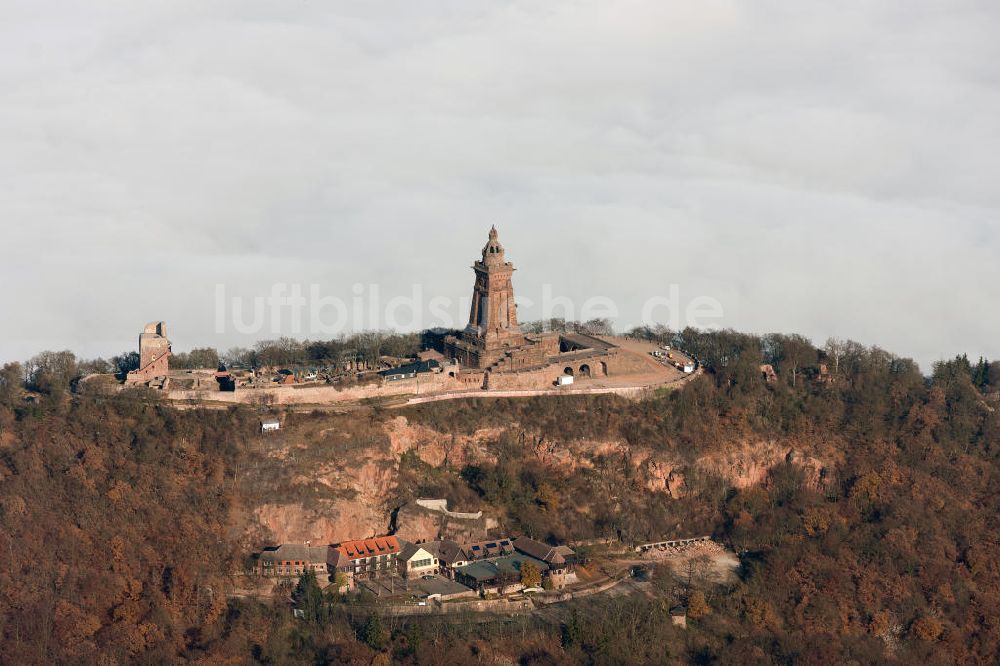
<box><xmin>482</xmin><ymin>225</ymin><xmax>505</xmax><ymax>263</ymax></box>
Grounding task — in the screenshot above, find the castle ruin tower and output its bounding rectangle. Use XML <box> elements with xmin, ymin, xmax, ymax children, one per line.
<box><xmin>464</xmin><ymin>225</ymin><xmax>523</xmax><ymax>347</ymax></box>
<box><xmin>125</xmin><ymin>321</ymin><xmax>172</xmax><ymax>386</ymax></box>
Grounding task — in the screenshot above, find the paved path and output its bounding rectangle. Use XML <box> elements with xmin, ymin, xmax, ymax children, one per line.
<box><xmin>393</xmin><ymin>337</ymin><xmax>700</xmax><ymax>407</ymax></box>
<box><xmin>394</xmin><ymin>369</ymin><xmax>700</xmax><ymax>408</ymax></box>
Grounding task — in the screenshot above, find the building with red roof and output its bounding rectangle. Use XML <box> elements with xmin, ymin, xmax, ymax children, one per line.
<box><xmin>329</xmin><ymin>535</ymin><xmax>401</xmax><ymax>581</ymax></box>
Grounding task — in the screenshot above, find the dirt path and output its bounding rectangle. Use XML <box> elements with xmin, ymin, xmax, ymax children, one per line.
<box><xmin>616</xmin><ymin>548</ymin><xmax>740</xmax><ymax>585</ymax></box>
<box><xmin>394</xmin><ymin>368</ymin><xmax>701</xmax><ymax>408</ymax></box>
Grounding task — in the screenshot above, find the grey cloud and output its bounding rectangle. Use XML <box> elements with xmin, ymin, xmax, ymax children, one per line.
<box><xmin>1</xmin><ymin>1</ymin><xmax>998</xmax><ymax>369</ymax></box>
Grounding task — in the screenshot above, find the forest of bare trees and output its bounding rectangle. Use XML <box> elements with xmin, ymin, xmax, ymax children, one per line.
<box><xmin>1</xmin><ymin>326</ymin><xmax>998</xmax><ymax>663</ymax></box>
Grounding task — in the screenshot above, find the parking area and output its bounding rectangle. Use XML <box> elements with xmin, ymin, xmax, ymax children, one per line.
<box><xmin>358</xmin><ymin>575</ymin><xmax>410</xmax><ymax>598</ymax></box>
<box><xmin>358</xmin><ymin>574</ymin><xmax>476</xmax><ymax>601</ymax></box>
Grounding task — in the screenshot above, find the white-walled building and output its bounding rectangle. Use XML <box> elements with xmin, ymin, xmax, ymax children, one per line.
<box><xmin>398</xmin><ymin>543</ymin><xmax>439</xmax><ymax>579</ymax></box>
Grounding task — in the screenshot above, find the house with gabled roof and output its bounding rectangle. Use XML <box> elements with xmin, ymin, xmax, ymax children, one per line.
<box><xmin>256</xmin><ymin>543</ymin><xmax>330</xmax><ymax>578</ymax></box>
<box><xmin>418</xmin><ymin>538</ymin><xmax>515</xmax><ymax>578</ymax></box>
<box><xmin>458</xmin><ymin>538</ymin><xmax>514</xmax><ymax>563</ymax></box>
<box><xmin>513</xmin><ymin>536</ymin><xmax>577</xmax><ymax>589</ymax></box>
<box><xmin>329</xmin><ymin>536</ymin><xmax>401</xmax><ymax>582</ymax></box>
<box><xmin>397</xmin><ymin>542</ymin><xmax>439</xmax><ymax>579</ymax></box>
<box><xmin>453</xmin><ymin>553</ymin><xmax>549</xmax><ymax>595</ymax></box>
<box><xmin>512</xmin><ymin>536</ymin><xmax>565</xmax><ymax>564</ymax></box>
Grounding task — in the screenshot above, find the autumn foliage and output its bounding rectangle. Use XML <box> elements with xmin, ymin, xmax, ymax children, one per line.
<box><xmin>0</xmin><ymin>387</ymin><xmax>253</xmax><ymax>662</ymax></box>
<box><xmin>0</xmin><ymin>330</ymin><xmax>998</xmax><ymax>663</ymax></box>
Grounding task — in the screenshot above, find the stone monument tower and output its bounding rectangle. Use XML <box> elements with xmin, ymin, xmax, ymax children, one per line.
<box><xmin>443</xmin><ymin>226</ymin><xmax>538</xmax><ymax>369</ymax></box>
<box><xmin>464</xmin><ymin>225</ymin><xmax>523</xmax><ymax>346</ymax></box>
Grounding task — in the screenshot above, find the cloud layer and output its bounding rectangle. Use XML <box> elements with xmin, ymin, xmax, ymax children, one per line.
<box><xmin>2</xmin><ymin>1</ymin><xmax>998</xmax><ymax>370</ymax></box>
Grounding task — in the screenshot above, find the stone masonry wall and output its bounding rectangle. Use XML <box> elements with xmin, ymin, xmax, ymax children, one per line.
<box><xmin>168</xmin><ymin>371</ymin><xmax>461</xmax><ymax>405</ymax></box>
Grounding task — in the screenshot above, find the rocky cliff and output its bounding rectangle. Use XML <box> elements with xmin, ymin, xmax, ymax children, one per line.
<box><xmin>247</xmin><ymin>414</ymin><xmax>837</xmax><ymax>545</ymax></box>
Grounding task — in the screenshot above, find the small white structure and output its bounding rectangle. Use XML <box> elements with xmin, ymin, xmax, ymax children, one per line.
<box><xmin>557</xmin><ymin>374</ymin><xmax>574</xmax><ymax>386</ymax></box>
<box><xmin>683</xmin><ymin>363</ymin><xmax>695</xmax><ymax>374</ymax></box>
<box><xmin>414</xmin><ymin>498</ymin><xmax>483</xmax><ymax>520</ymax></box>
<box><xmin>261</xmin><ymin>418</ymin><xmax>281</xmax><ymax>433</ymax></box>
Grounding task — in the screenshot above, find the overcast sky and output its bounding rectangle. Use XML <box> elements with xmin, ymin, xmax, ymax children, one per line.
<box><xmin>2</xmin><ymin>1</ymin><xmax>998</xmax><ymax>371</ymax></box>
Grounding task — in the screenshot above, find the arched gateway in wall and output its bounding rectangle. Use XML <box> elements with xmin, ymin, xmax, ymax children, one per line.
<box><xmin>562</xmin><ymin>362</ymin><xmax>607</xmax><ymax>380</ymax></box>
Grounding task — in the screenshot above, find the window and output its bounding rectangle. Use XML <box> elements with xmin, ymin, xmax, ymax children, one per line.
<box><xmin>412</xmin><ymin>558</ymin><xmax>432</xmax><ymax>568</ymax></box>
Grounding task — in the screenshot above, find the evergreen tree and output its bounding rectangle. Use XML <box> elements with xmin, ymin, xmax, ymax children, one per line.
<box><xmin>972</xmin><ymin>357</ymin><xmax>990</xmax><ymax>388</ymax></box>
<box><xmin>562</xmin><ymin>608</ymin><xmax>583</xmax><ymax>647</ymax></box>
<box><xmin>403</xmin><ymin>621</ymin><xmax>422</xmax><ymax>653</ymax></box>
<box><xmin>291</xmin><ymin>570</ymin><xmax>329</xmax><ymax>624</ymax></box>
<box><xmin>360</xmin><ymin>613</ymin><xmax>386</xmax><ymax>651</ymax></box>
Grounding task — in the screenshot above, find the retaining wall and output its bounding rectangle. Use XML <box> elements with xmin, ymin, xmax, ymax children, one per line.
<box><xmin>413</xmin><ymin>498</ymin><xmax>483</xmax><ymax>520</ymax></box>
<box><xmin>375</xmin><ymin>597</ymin><xmax>534</xmax><ymax>616</ymax></box>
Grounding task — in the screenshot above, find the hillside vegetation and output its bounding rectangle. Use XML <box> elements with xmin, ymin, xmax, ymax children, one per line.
<box><xmin>0</xmin><ymin>329</ymin><xmax>998</xmax><ymax>663</ymax></box>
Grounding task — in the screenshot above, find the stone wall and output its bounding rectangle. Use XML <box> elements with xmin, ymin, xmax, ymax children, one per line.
<box><xmin>168</xmin><ymin>370</ymin><xmax>461</xmax><ymax>405</ymax></box>
<box><xmin>377</xmin><ymin>597</ymin><xmax>534</xmax><ymax>617</ymax></box>
<box><xmin>402</xmin><ymin>384</ymin><xmax>658</xmax><ymax>406</ymax></box>
<box><xmin>533</xmin><ymin>576</ymin><xmax>623</xmax><ymax>605</ymax></box>
<box><xmin>413</xmin><ymin>499</ymin><xmax>483</xmax><ymax>520</ymax></box>
<box><xmin>485</xmin><ymin>366</ymin><xmax>555</xmax><ymax>390</ymax></box>
<box><xmin>393</xmin><ymin>500</ymin><xmax>489</xmax><ymax>543</ymax></box>
<box><xmin>126</xmin><ymin>355</ymin><xmax>170</xmax><ymax>384</ymax></box>
<box><xmin>483</xmin><ymin>349</ymin><xmax>642</xmax><ymax>389</ymax></box>
<box><xmin>457</xmin><ymin>370</ymin><xmax>485</xmax><ymax>388</ymax></box>
<box><xmin>164</xmin><ymin>336</ymin><xmax>683</xmax><ymax>406</ymax></box>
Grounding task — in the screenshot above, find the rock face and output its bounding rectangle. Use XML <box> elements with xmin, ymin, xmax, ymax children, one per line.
<box><xmin>249</xmin><ymin>414</ymin><xmax>838</xmax><ymax>547</ymax></box>
<box><xmin>385</xmin><ymin>416</ymin><xmax>501</xmax><ymax>469</ymax></box>
<box><xmin>249</xmin><ymin>417</ymin><xmax>503</xmax><ymax>545</ymax></box>
<box><xmin>666</xmin><ymin>470</ymin><xmax>687</xmax><ymax>498</ymax></box>
<box><xmin>635</xmin><ymin>453</ymin><xmax>687</xmax><ymax>498</ymax></box>
<box><xmin>253</xmin><ymin>455</ymin><xmax>400</xmax><ymax>544</ymax></box>
<box><xmin>695</xmin><ymin>441</ymin><xmax>837</xmax><ymax>491</ymax></box>
<box><xmin>254</xmin><ymin>500</ymin><xmax>387</xmax><ymax>546</ymax></box>
<box><xmin>539</xmin><ymin>437</ymin><xmax>836</xmax><ymax>498</ymax></box>
<box><xmin>392</xmin><ymin>500</ymin><xmax>490</xmax><ymax>543</ymax></box>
